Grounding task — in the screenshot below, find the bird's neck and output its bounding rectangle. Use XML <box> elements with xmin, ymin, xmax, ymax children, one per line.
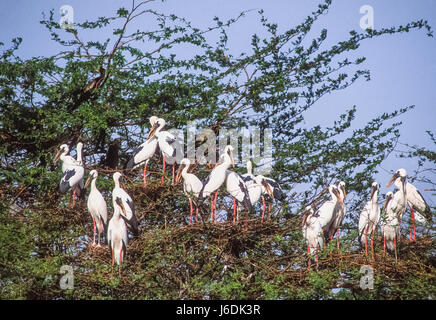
<box><xmin>91</xmin><ymin>178</ymin><xmax>97</xmax><ymax>190</ymax></box>
<box><xmin>114</xmin><ymin>180</ymin><xmax>120</xmax><ymax>188</ymax></box>
<box><xmin>182</xmin><ymin>166</ymin><xmax>189</xmax><ymax>177</ymax></box>
<box><xmin>371</xmin><ymin>190</ymin><xmax>378</xmax><ymax>204</ymax></box>
<box><xmin>76</xmin><ymin>147</ymin><xmax>82</xmax><ymax>163</ymax></box>
<box><xmin>246</xmin><ymin>164</ymin><xmax>252</xmax><ymax>175</ymax></box>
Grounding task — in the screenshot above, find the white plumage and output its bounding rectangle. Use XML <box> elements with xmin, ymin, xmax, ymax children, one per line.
<box><xmin>316</xmin><ymin>185</ymin><xmax>342</xmax><ymax>241</ymax></box>
<box><xmin>55</xmin><ymin>142</ymin><xmax>85</xmax><ymax>205</ymax></box>
<box><xmin>126</xmin><ymin>116</ymin><xmax>159</xmax><ymax>185</ymax></box>
<box><xmin>108</xmin><ymin>197</ymin><xmax>128</xmax><ymax>277</ymax></box>
<box><xmin>176</xmin><ymin>158</ymin><xmax>203</xmax><ymax>224</ymax></box>
<box><xmin>148</xmin><ymin>117</ymin><xmax>180</xmax><ymax>184</ymax></box>
<box><xmin>112</xmin><ymin>172</ymin><xmax>139</xmax><ymax>236</ymax></box>
<box><xmin>358</xmin><ymin>182</ymin><xmax>380</xmax><ymax>255</ymax></box>
<box><xmin>380</xmin><ymin>191</ymin><xmax>398</xmax><ymax>258</ymax></box>
<box><xmin>199</xmin><ymin>145</ymin><xmax>235</xmax><ymax>223</ymax></box>
<box><xmin>85</xmin><ymin>170</ymin><xmax>108</xmax><ymax>246</ymax></box>
<box><xmin>329</xmin><ymin>181</ymin><xmax>346</xmax><ymax>247</ymax></box>
<box><xmin>302</xmin><ymin>205</ymin><xmax>323</xmax><ymax>267</ymax></box>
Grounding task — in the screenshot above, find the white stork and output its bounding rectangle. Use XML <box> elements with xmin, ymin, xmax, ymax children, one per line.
<box><xmin>301</xmin><ymin>205</ymin><xmax>323</xmax><ymax>268</ymax></box>
<box><xmin>401</xmin><ymin>180</ymin><xmax>432</xmax><ymax>241</ymax></box>
<box><xmin>358</xmin><ymin>182</ymin><xmax>380</xmax><ymax>256</ymax></box>
<box><xmin>316</xmin><ymin>185</ymin><xmax>343</xmax><ymax>245</ymax></box>
<box><xmin>386</xmin><ymin>168</ymin><xmax>408</xmax><ymax>241</ymax></box>
<box><xmin>176</xmin><ymin>158</ymin><xmax>203</xmax><ymax>224</ymax></box>
<box><xmin>55</xmin><ymin>142</ymin><xmax>85</xmax><ymax>207</ymax></box>
<box><xmin>381</xmin><ymin>191</ymin><xmax>398</xmax><ymax>259</ymax></box>
<box><xmin>85</xmin><ymin>170</ymin><xmax>108</xmax><ymax>246</ymax></box>
<box><xmin>108</xmin><ymin>197</ymin><xmax>128</xmax><ymax>279</ymax></box>
<box><xmin>54</xmin><ymin>143</ymin><xmax>80</xmax><ymax>173</ymax></box>
<box><xmin>329</xmin><ymin>181</ymin><xmax>346</xmax><ymax>249</ymax></box>
<box><xmin>240</xmin><ymin>161</ymin><xmax>275</xmax><ymax>223</ymax></box>
<box><xmin>199</xmin><ymin>145</ymin><xmax>235</xmax><ymax>224</ymax></box>
<box><xmin>258</xmin><ymin>176</ymin><xmax>286</xmax><ymax>222</ymax></box>
<box><xmin>224</xmin><ymin>170</ymin><xmax>254</xmax><ymax>225</ymax></box>
<box><xmin>148</xmin><ymin>117</ymin><xmax>179</xmax><ymax>185</ymax></box>
<box><xmin>112</xmin><ymin>172</ymin><xmax>139</xmax><ymax>236</ymax></box>
<box><xmin>126</xmin><ymin>116</ymin><xmax>159</xmax><ymax>186</ymax></box>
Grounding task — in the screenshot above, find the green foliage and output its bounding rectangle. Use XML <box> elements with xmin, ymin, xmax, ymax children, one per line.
<box><xmin>0</xmin><ymin>0</ymin><xmax>434</xmax><ymax>299</ymax></box>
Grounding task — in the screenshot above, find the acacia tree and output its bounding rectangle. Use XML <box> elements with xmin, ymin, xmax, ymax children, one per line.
<box><xmin>0</xmin><ymin>0</ymin><xmax>435</xmax><ymax>299</ymax></box>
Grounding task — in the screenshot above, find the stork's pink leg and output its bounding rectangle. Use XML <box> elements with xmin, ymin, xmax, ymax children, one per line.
<box><xmin>143</xmin><ymin>162</ymin><xmax>147</xmax><ymax>186</ymax></box>
<box><xmin>383</xmin><ymin>236</ymin><xmax>386</xmax><ymax>254</ymax></box>
<box><xmin>261</xmin><ymin>196</ymin><xmax>265</xmax><ymax>223</ymax></box>
<box><xmin>162</xmin><ymin>155</ymin><xmax>166</xmax><ymax>184</ymax></box>
<box><xmin>336</xmin><ymin>229</ymin><xmax>340</xmax><ymax>249</ymax></box>
<box><xmin>371</xmin><ymin>228</ymin><xmax>374</xmax><ymax>258</ymax></box>
<box><xmin>195</xmin><ymin>207</ymin><xmax>199</xmax><ymax>223</ymax></box>
<box><xmin>316</xmin><ymin>243</ymin><xmax>319</xmax><ymax>268</ymax></box>
<box><xmin>213</xmin><ymin>192</ymin><xmax>218</xmax><ymax>224</ymax></box>
<box><xmin>172</xmin><ymin>164</ymin><xmax>175</xmax><ymax>185</ymax></box>
<box><xmin>72</xmin><ymin>188</ymin><xmax>76</xmax><ymax>207</ymax></box>
<box><xmin>233</xmin><ymin>197</ymin><xmax>236</xmax><ymax>224</ymax></box>
<box><xmin>398</xmin><ymin>218</ymin><xmax>401</xmax><ymax>242</ymax></box>
<box><xmin>236</xmin><ymin>203</ymin><xmax>239</xmax><ymax>222</ymax></box>
<box><xmin>92</xmin><ymin>217</ymin><xmax>96</xmax><ymax>245</ymax></box>
<box><xmin>189</xmin><ymin>199</ymin><xmax>193</xmax><ymax>224</ymax></box>
<box><xmin>410</xmin><ymin>207</ymin><xmax>415</xmax><ymax>242</ymax></box>
<box><xmin>210</xmin><ymin>198</ymin><xmax>214</xmax><ymax>223</ymax></box>
<box><xmin>98</xmin><ymin>220</ymin><xmax>102</xmax><ymax>246</ymax></box>
<box><xmin>394</xmin><ymin>236</ymin><xmax>397</xmax><ymax>260</ymax></box>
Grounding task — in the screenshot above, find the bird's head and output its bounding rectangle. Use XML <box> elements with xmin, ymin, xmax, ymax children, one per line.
<box><xmin>387</xmin><ymin>168</ymin><xmax>407</xmax><ymax>188</ymax></box>
<box><xmin>370</xmin><ymin>181</ymin><xmax>379</xmax><ymax>199</ymax></box>
<box><xmin>54</xmin><ymin>144</ymin><xmax>69</xmax><ymax>164</ymax></box>
<box><xmin>176</xmin><ymin>158</ymin><xmax>191</xmax><ymax>183</ymax></box>
<box><xmin>255</xmin><ymin>175</ymin><xmax>274</xmax><ymax>199</ymax></box>
<box><xmin>382</xmin><ymin>191</ymin><xmax>394</xmax><ymax>212</ymax></box>
<box><xmin>85</xmin><ymin>169</ymin><xmax>98</xmax><ymax>188</ymax></box>
<box><xmin>337</xmin><ymin>181</ymin><xmax>346</xmax><ymax>200</ymax></box>
<box><xmin>331</xmin><ymin>185</ymin><xmax>343</xmax><ymax>205</ymax></box>
<box><xmin>147</xmin><ymin>117</ymin><xmax>165</xmax><ymax>140</ymax></box>
<box><xmin>301</xmin><ymin>205</ymin><xmax>314</xmax><ymax>227</ymax></box>
<box><xmin>224</xmin><ymin>145</ymin><xmax>235</xmax><ymax>168</ymax></box>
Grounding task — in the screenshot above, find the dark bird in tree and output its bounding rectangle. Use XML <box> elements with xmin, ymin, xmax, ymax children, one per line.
<box><xmin>105</xmin><ymin>138</ymin><xmax>121</xmax><ymax>170</ymax></box>
<box><xmin>84</xmin><ymin>66</ymin><xmax>106</xmax><ymax>93</ymax></box>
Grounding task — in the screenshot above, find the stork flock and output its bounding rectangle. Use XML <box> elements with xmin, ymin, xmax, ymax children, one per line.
<box><xmin>53</xmin><ymin>116</ymin><xmax>285</xmax><ymax>278</ymax></box>
<box><xmin>302</xmin><ymin>168</ymin><xmax>432</xmax><ymax>268</ymax></box>
<box><xmin>54</xmin><ymin>116</ymin><xmax>433</xmax><ymax>277</ymax></box>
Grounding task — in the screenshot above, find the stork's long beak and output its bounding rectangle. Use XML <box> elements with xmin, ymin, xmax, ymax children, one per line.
<box><xmin>120</xmin><ymin>179</ymin><xmax>127</xmax><ymax>191</ymax></box>
<box><xmin>230</xmin><ymin>152</ymin><xmax>235</xmax><ymax>168</ymax></box>
<box><xmin>53</xmin><ymin>150</ymin><xmax>62</xmax><ymax>165</ymax></box>
<box><xmin>341</xmin><ymin>186</ymin><xmax>346</xmax><ymax>200</ymax></box>
<box><xmin>262</xmin><ymin>180</ymin><xmax>274</xmax><ymax>199</ymax></box>
<box><xmin>147</xmin><ymin>123</ymin><xmax>159</xmax><ymax>140</ymax></box>
<box><xmin>116</xmin><ymin>198</ymin><xmax>127</xmax><ymax>216</ymax></box>
<box><xmin>370</xmin><ymin>186</ymin><xmax>376</xmax><ymax>200</ymax></box>
<box><xmin>301</xmin><ymin>208</ymin><xmax>311</xmax><ymax>227</ymax></box>
<box><xmin>176</xmin><ymin>164</ymin><xmax>185</xmax><ymax>184</ymax></box>
<box><xmin>386</xmin><ymin>172</ymin><xmax>399</xmax><ymax>188</ymax></box>
<box><xmin>382</xmin><ymin>196</ymin><xmax>391</xmax><ymax>212</ymax></box>
<box><xmin>334</xmin><ymin>188</ymin><xmax>343</xmax><ymax>205</ymax></box>
<box><xmin>84</xmin><ymin>176</ymin><xmax>92</xmax><ymax>188</ymax></box>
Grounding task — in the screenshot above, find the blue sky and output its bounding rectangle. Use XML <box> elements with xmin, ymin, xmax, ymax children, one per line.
<box><xmin>1</xmin><ymin>0</ymin><xmax>435</xmax><ymax>206</ymax></box>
